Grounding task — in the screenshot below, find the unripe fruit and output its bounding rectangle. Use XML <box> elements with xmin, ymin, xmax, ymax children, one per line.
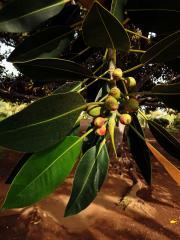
<box><xmin>87</xmin><ymin>105</ymin><xmax>101</xmax><ymax>117</ymax></box>
<box><xmin>119</xmin><ymin>114</ymin><xmax>132</xmax><ymax>125</ymax></box>
<box><xmin>95</xmin><ymin>125</ymin><xmax>106</xmax><ymax>136</ymax></box>
<box><xmin>109</xmin><ymin>87</ymin><xmax>121</xmax><ymax>99</ymax></box>
<box><xmin>94</xmin><ymin>117</ymin><xmax>106</xmax><ymax>127</ymax></box>
<box><xmin>126</xmin><ymin>77</ymin><xmax>136</xmax><ymax>88</ymax></box>
<box><xmin>105</xmin><ymin>96</ymin><xmax>119</xmax><ymax>111</ymax></box>
<box><xmin>112</xmin><ymin>68</ymin><xmax>123</xmax><ymax>80</ymax></box>
<box><xmin>124</xmin><ymin>98</ymin><xmax>139</xmax><ymax>112</ymax></box>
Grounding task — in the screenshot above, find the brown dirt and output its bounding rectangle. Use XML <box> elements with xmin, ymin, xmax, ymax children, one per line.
<box><xmin>0</xmin><ymin>133</ymin><xmax>180</xmax><ymax>240</ymax></box>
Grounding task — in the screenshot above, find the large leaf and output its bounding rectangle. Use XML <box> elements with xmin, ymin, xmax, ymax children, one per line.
<box><xmin>53</xmin><ymin>82</ymin><xmax>82</xmax><ymax>94</ymax></box>
<box><xmin>0</xmin><ymin>0</ymin><xmax>70</xmax><ymax>33</ymax></box>
<box><xmin>141</xmin><ymin>31</ymin><xmax>180</xmax><ymax>64</ymax></box>
<box><xmin>15</xmin><ymin>58</ymin><xmax>93</xmax><ymax>83</ymax></box>
<box><xmin>151</xmin><ymin>82</ymin><xmax>180</xmax><ymax>111</ymax></box>
<box><xmin>0</xmin><ymin>92</ymin><xmax>85</xmax><ymax>152</ymax></box>
<box><xmin>82</xmin><ymin>1</ymin><xmax>130</xmax><ymax>51</ymax></box>
<box><xmin>65</xmin><ymin>142</ymin><xmax>109</xmax><ymax>216</ymax></box>
<box><xmin>148</xmin><ymin>120</ymin><xmax>180</xmax><ymax>160</ymax></box>
<box><xmin>126</xmin><ymin>0</ymin><xmax>180</xmax><ymax>33</ymax></box>
<box><xmin>146</xmin><ymin>142</ymin><xmax>180</xmax><ymax>185</ymax></box>
<box><xmin>127</xmin><ymin>114</ymin><xmax>152</xmax><ymax>184</ymax></box>
<box><xmin>111</xmin><ymin>0</ymin><xmax>127</xmax><ymax>23</ymax></box>
<box><xmin>8</xmin><ymin>26</ymin><xmax>74</xmax><ymax>62</ymax></box>
<box><xmin>2</xmin><ymin>136</ymin><xmax>82</xmax><ymax>208</ymax></box>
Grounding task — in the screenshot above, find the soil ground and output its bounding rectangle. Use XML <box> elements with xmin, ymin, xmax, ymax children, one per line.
<box><xmin>0</xmin><ymin>130</ymin><xmax>179</xmax><ymax>240</ymax></box>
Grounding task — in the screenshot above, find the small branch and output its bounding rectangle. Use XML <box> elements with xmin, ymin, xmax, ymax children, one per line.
<box><xmin>125</xmin><ymin>29</ymin><xmax>149</xmax><ymax>41</ymax></box>
<box><xmin>129</xmin><ymin>49</ymin><xmax>146</xmax><ymax>54</ymax></box>
<box><xmin>123</xmin><ymin>63</ymin><xmax>144</xmax><ymax>74</ymax></box>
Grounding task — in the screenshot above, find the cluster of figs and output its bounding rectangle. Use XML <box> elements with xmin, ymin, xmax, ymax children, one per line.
<box><xmin>86</xmin><ymin>68</ymin><xmax>139</xmax><ymax>136</ymax></box>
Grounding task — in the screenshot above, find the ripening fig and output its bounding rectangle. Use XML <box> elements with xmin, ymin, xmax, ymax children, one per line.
<box><xmin>124</xmin><ymin>98</ymin><xmax>139</xmax><ymax>112</ymax></box>
<box><xmin>87</xmin><ymin>105</ymin><xmax>101</xmax><ymax>117</ymax></box>
<box><xmin>105</xmin><ymin>96</ymin><xmax>119</xmax><ymax>111</ymax></box>
<box><xmin>94</xmin><ymin>117</ymin><xmax>106</xmax><ymax>127</ymax></box>
<box><xmin>126</xmin><ymin>77</ymin><xmax>136</xmax><ymax>88</ymax></box>
<box><xmin>119</xmin><ymin>114</ymin><xmax>132</xmax><ymax>125</ymax></box>
<box><xmin>95</xmin><ymin>125</ymin><xmax>106</xmax><ymax>136</ymax></box>
<box><xmin>109</xmin><ymin>87</ymin><xmax>121</xmax><ymax>99</ymax></box>
<box><xmin>112</xmin><ymin>68</ymin><xmax>123</xmax><ymax>80</ymax></box>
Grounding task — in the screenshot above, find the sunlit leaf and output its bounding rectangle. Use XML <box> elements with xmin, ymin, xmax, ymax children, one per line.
<box><xmin>53</xmin><ymin>82</ymin><xmax>82</xmax><ymax>94</ymax></box>
<box><xmin>0</xmin><ymin>92</ymin><xmax>85</xmax><ymax>152</ymax></box>
<box><xmin>2</xmin><ymin>136</ymin><xmax>82</xmax><ymax>208</ymax></box>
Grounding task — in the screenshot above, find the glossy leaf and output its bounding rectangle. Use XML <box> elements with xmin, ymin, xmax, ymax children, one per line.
<box><xmin>15</xmin><ymin>58</ymin><xmax>93</xmax><ymax>83</ymax></box>
<box><xmin>53</xmin><ymin>82</ymin><xmax>82</xmax><ymax>94</ymax></box>
<box><xmin>0</xmin><ymin>0</ymin><xmax>70</xmax><ymax>33</ymax></box>
<box><xmin>65</xmin><ymin>142</ymin><xmax>109</xmax><ymax>216</ymax></box>
<box><xmin>141</xmin><ymin>30</ymin><xmax>180</xmax><ymax>64</ymax></box>
<box><xmin>8</xmin><ymin>26</ymin><xmax>74</xmax><ymax>62</ymax></box>
<box><xmin>126</xmin><ymin>0</ymin><xmax>180</xmax><ymax>33</ymax></box>
<box><xmin>3</xmin><ymin>136</ymin><xmax>82</xmax><ymax>208</ymax></box>
<box><xmin>111</xmin><ymin>0</ymin><xmax>127</xmax><ymax>23</ymax></box>
<box><xmin>146</xmin><ymin>142</ymin><xmax>180</xmax><ymax>185</ymax></box>
<box><xmin>0</xmin><ymin>92</ymin><xmax>85</xmax><ymax>152</ymax></box>
<box><xmin>127</xmin><ymin>114</ymin><xmax>152</xmax><ymax>184</ymax></box>
<box><xmin>151</xmin><ymin>82</ymin><xmax>180</xmax><ymax>111</ymax></box>
<box><xmin>148</xmin><ymin>120</ymin><xmax>180</xmax><ymax>160</ymax></box>
<box><xmin>82</xmin><ymin>1</ymin><xmax>130</xmax><ymax>51</ymax></box>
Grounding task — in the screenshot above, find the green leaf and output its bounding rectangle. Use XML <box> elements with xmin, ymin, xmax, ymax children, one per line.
<box><xmin>148</xmin><ymin>120</ymin><xmax>180</xmax><ymax>160</ymax></box>
<box><xmin>126</xmin><ymin>0</ymin><xmax>180</xmax><ymax>33</ymax></box>
<box><xmin>65</xmin><ymin>142</ymin><xmax>109</xmax><ymax>216</ymax></box>
<box><xmin>15</xmin><ymin>58</ymin><xmax>93</xmax><ymax>83</ymax></box>
<box><xmin>151</xmin><ymin>82</ymin><xmax>180</xmax><ymax>111</ymax></box>
<box><xmin>0</xmin><ymin>0</ymin><xmax>70</xmax><ymax>33</ymax></box>
<box><xmin>0</xmin><ymin>92</ymin><xmax>85</xmax><ymax>152</ymax></box>
<box><xmin>111</xmin><ymin>0</ymin><xmax>127</xmax><ymax>23</ymax></box>
<box><xmin>53</xmin><ymin>82</ymin><xmax>82</xmax><ymax>94</ymax></box>
<box><xmin>8</xmin><ymin>26</ymin><xmax>74</xmax><ymax>62</ymax></box>
<box><xmin>2</xmin><ymin>136</ymin><xmax>82</xmax><ymax>208</ymax></box>
<box><xmin>141</xmin><ymin>31</ymin><xmax>180</xmax><ymax>64</ymax></box>
<box><xmin>127</xmin><ymin>114</ymin><xmax>152</xmax><ymax>184</ymax></box>
<box><xmin>82</xmin><ymin>1</ymin><xmax>130</xmax><ymax>51</ymax></box>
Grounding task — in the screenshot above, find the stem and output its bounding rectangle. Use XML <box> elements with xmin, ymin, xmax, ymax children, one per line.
<box><xmin>123</xmin><ymin>63</ymin><xmax>144</xmax><ymax>74</ymax></box>
<box><xmin>79</xmin><ymin>128</ymin><xmax>94</xmax><ymax>140</ymax></box>
<box><xmin>122</xmin><ymin>80</ymin><xmax>128</xmax><ymax>96</ymax></box>
<box><xmin>130</xmin><ymin>124</ymin><xmax>146</xmax><ymax>142</ymax></box>
<box><xmin>99</xmin><ymin>94</ymin><xmax>108</xmax><ymax>102</ymax></box>
<box><xmin>78</xmin><ymin>78</ymin><xmax>99</xmax><ymax>93</ymax></box>
<box><xmin>125</xmin><ymin>29</ymin><xmax>149</xmax><ymax>41</ymax></box>
<box><xmin>70</xmin><ymin>47</ymin><xmax>91</xmax><ymax>60</ymax></box>
<box><xmin>123</xmin><ymin>18</ymin><xmax>130</xmax><ymax>25</ymax></box>
<box><xmin>129</xmin><ymin>49</ymin><xmax>146</xmax><ymax>53</ymax></box>
<box><xmin>138</xmin><ymin>110</ymin><xmax>148</xmax><ymax>121</ymax></box>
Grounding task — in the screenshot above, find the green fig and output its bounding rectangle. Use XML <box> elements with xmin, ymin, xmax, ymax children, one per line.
<box><xmin>124</xmin><ymin>98</ymin><xmax>139</xmax><ymax>112</ymax></box>
<box><xmin>126</xmin><ymin>77</ymin><xmax>136</xmax><ymax>88</ymax></box>
<box><xmin>119</xmin><ymin>114</ymin><xmax>132</xmax><ymax>125</ymax></box>
<box><xmin>87</xmin><ymin>105</ymin><xmax>101</xmax><ymax>117</ymax></box>
<box><xmin>105</xmin><ymin>96</ymin><xmax>119</xmax><ymax>111</ymax></box>
<box><xmin>109</xmin><ymin>87</ymin><xmax>121</xmax><ymax>99</ymax></box>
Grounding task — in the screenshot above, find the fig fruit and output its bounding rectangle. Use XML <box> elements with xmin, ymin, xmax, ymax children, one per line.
<box><xmin>109</xmin><ymin>87</ymin><xmax>121</xmax><ymax>99</ymax></box>
<box><xmin>119</xmin><ymin>114</ymin><xmax>132</xmax><ymax>125</ymax></box>
<box><xmin>112</xmin><ymin>68</ymin><xmax>123</xmax><ymax>80</ymax></box>
<box><xmin>87</xmin><ymin>105</ymin><xmax>101</xmax><ymax>117</ymax></box>
<box><xmin>126</xmin><ymin>77</ymin><xmax>136</xmax><ymax>88</ymax></box>
<box><xmin>94</xmin><ymin>117</ymin><xmax>106</xmax><ymax>127</ymax></box>
<box><xmin>95</xmin><ymin>125</ymin><xmax>106</xmax><ymax>136</ymax></box>
<box><xmin>105</xmin><ymin>96</ymin><xmax>119</xmax><ymax>111</ymax></box>
<box><xmin>124</xmin><ymin>98</ymin><xmax>139</xmax><ymax>112</ymax></box>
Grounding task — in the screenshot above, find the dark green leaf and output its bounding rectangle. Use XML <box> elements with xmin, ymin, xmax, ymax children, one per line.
<box><xmin>15</xmin><ymin>58</ymin><xmax>93</xmax><ymax>83</ymax></box>
<box><xmin>126</xmin><ymin>0</ymin><xmax>180</xmax><ymax>33</ymax></box>
<box><xmin>111</xmin><ymin>0</ymin><xmax>127</xmax><ymax>23</ymax></box>
<box><xmin>148</xmin><ymin>120</ymin><xmax>180</xmax><ymax>160</ymax></box>
<box><xmin>127</xmin><ymin>114</ymin><xmax>152</xmax><ymax>184</ymax></box>
<box><xmin>53</xmin><ymin>82</ymin><xmax>82</xmax><ymax>94</ymax></box>
<box><xmin>0</xmin><ymin>0</ymin><xmax>70</xmax><ymax>32</ymax></box>
<box><xmin>2</xmin><ymin>136</ymin><xmax>82</xmax><ymax>208</ymax></box>
<box><xmin>151</xmin><ymin>82</ymin><xmax>180</xmax><ymax>111</ymax></box>
<box><xmin>82</xmin><ymin>1</ymin><xmax>130</xmax><ymax>51</ymax></box>
<box><xmin>65</xmin><ymin>143</ymin><xmax>109</xmax><ymax>216</ymax></box>
<box><xmin>141</xmin><ymin>31</ymin><xmax>180</xmax><ymax>64</ymax></box>
<box><xmin>0</xmin><ymin>92</ymin><xmax>85</xmax><ymax>152</ymax></box>
<box><xmin>8</xmin><ymin>26</ymin><xmax>74</xmax><ymax>62</ymax></box>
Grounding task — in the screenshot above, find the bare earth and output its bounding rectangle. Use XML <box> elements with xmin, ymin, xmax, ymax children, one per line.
<box><xmin>0</xmin><ymin>134</ymin><xmax>179</xmax><ymax>240</ymax></box>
